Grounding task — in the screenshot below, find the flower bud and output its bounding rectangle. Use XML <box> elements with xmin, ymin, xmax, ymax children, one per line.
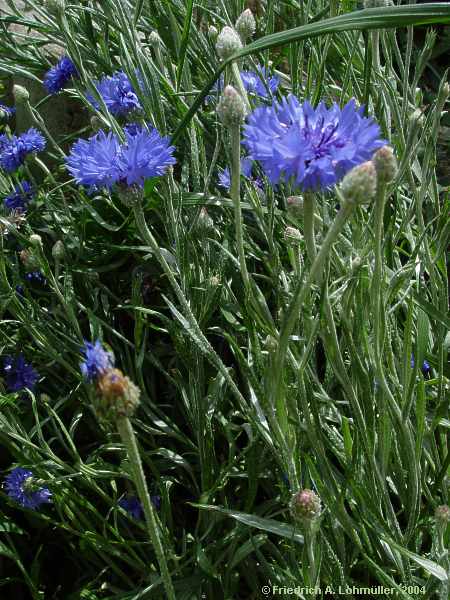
<box><xmin>12</xmin><ymin>85</ymin><xmax>29</xmax><ymax>105</ymax></box>
<box><xmin>235</xmin><ymin>9</ymin><xmax>256</xmax><ymax>42</ymax></box>
<box><xmin>96</xmin><ymin>368</ymin><xmax>141</xmax><ymax>420</ymax></box>
<box><xmin>196</xmin><ymin>207</ymin><xmax>214</xmax><ymax>235</ymax></box>
<box><xmin>290</xmin><ymin>489</ymin><xmax>321</xmax><ymax>523</ymax></box>
<box><xmin>215</xmin><ymin>26</ymin><xmax>243</xmax><ymax>60</ymax></box>
<box><xmin>217</xmin><ymin>85</ymin><xmax>246</xmax><ymax>126</ymax></box>
<box><xmin>373</xmin><ymin>146</ymin><xmax>398</xmax><ymax>184</ymax></box>
<box><xmin>148</xmin><ymin>31</ymin><xmax>162</xmax><ymax>48</ymax></box>
<box><xmin>340</xmin><ymin>161</ymin><xmax>377</xmax><ymax>204</ymax></box>
<box><xmin>117</xmin><ymin>183</ymin><xmax>143</xmax><ymax>208</ymax></box>
<box><xmin>208</xmin><ymin>25</ymin><xmax>218</xmax><ymax>40</ymax></box>
<box><xmin>29</xmin><ymin>234</ymin><xmax>43</xmax><ymax>248</ymax></box>
<box><xmin>52</xmin><ymin>240</ymin><xmax>65</xmax><ymax>260</ymax></box>
<box><xmin>435</xmin><ymin>505</ymin><xmax>450</xmax><ymax>524</ymax></box>
<box><xmin>286</xmin><ymin>195</ymin><xmax>304</xmax><ymax>218</ymax></box>
<box><xmin>20</xmin><ymin>249</ymin><xmax>40</xmax><ymax>270</ymax></box>
<box><xmin>283</xmin><ymin>226</ymin><xmax>302</xmax><ymax>245</ymax></box>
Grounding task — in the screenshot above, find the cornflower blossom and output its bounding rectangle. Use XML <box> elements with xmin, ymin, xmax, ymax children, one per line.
<box><xmin>5</xmin><ymin>467</ymin><xmax>51</xmax><ymax>510</ymax></box>
<box><xmin>87</xmin><ymin>71</ymin><xmax>141</xmax><ymax>117</ymax></box>
<box><xmin>218</xmin><ymin>157</ymin><xmax>253</xmax><ymax>190</ymax></box>
<box><xmin>243</xmin><ymin>96</ymin><xmax>386</xmax><ymax>191</ymax></box>
<box><xmin>3</xmin><ymin>181</ymin><xmax>34</xmax><ymax>213</ymax></box>
<box><xmin>0</xmin><ymin>128</ymin><xmax>46</xmax><ymax>173</ymax></box>
<box><xmin>3</xmin><ymin>354</ymin><xmax>39</xmax><ymax>392</ymax></box>
<box><xmin>209</xmin><ymin>67</ymin><xmax>279</xmax><ymax>102</ymax></box>
<box><xmin>66</xmin><ymin>126</ymin><xmax>176</xmax><ymax>191</ymax></box>
<box><xmin>80</xmin><ymin>340</ymin><xmax>114</xmax><ymax>382</ymax></box>
<box><xmin>25</xmin><ymin>271</ymin><xmax>46</xmax><ymax>284</ymax></box>
<box><xmin>410</xmin><ymin>354</ymin><xmax>431</xmax><ymax>376</ymax></box>
<box><xmin>43</xmin><ymin>56</ymin><xmax>78</xmax><ymax>94</ymax></box>
<box><xmin>119</xmin><ymin>494</ymin><xmax>161</xmax><ymax>519</ymax></box>
<box><xmin>0</xmin><ymin>103</ymin><xmax>15</xmax><ymax>119</ymax></box>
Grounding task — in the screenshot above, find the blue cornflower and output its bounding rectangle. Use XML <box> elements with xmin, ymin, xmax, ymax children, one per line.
<box><xmin>65</xmin><ymin>130</ymin><xmax>121</xmax><ymax>191</ymax></box>
<box><xmin>87</xmin><ymin>71</ymin><xmax>141</xmax><ymax>117</ymax></box>
<box><xmin>119</xmin><ymin>494</ymin><xmax>160</xmax><ymax>519</ymax></box>
<box><xmin>4</xmin><ymin>467</ymin><xmax>51</xmax><ymax>510</ymax></box>
<box><xmin>43</xmin><ymin>56</ymin><xmax>78</xmax><ymax>95</ymax></box>
<box><xmin>3</xmin><ymin>180</ymin><xmax>34</xmax><ymax>213</ymax></box>
<box><xmin>0</xmin><ymin>103</ymin><xmax>15</xmax><ymax>120</ymax></box>
<box><xmin>240</xmin><ymin>67</ymin><xmax>279</xmax><ymax>98</ymax></box>
<box><xmin>243</xmin><ymin>96</ymin><xmax>386</xmax><ymax>191</ymax></box>
<box><xmin>218</xmin><ymin>157</ymin><xmax>254</xmax><ymax>190</ymax></box>
<box><xmin>25</xmin><ymin>271</ymin><xmax>46</xmax><ymax>284</ymax></box>
<box><xmin>410</xmin><ymin>354</ymin><xmax>431</xmax><ymax>376</ymax></box>
<box><xmin>66</xmin><ymin>126</ymin><xmax>176</xmax><ymax>190</ymax></box>
<box><xmin>0</xmin><ymin>128</ymin><xmax>46</xmax><ymax>173</ymax></box>
<box><xmin>117</xmin><ymin>126</ymin><xmax>176</xmax><ymax>187</ymax></box>
<box><xmin>80</xmin><ymin>339</ymin><xmax>114</xmax><ymax>381</ymax></box>
<box><xmin>3</xmin><ymin>354</ymin><xmax>39</xmax><ymax>392</ymax></box>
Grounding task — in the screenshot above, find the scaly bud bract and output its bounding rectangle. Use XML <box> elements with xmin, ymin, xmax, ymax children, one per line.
<box><xmin>217</xmin><ymin>85</ymin><xmax>246</xmax><ymax>126</ymax></box>
<box><xmin>215</xmin><ymin>26</ymin><xmax>242</xmax><ymax>60</ymax></box>
<box><xmin>235</xmin><ymin>9</ymin><xmax>256</xmax><ymax>42</ymax></box>
<box><xmin>340</xmin><ymin>161</ymin><xmax>377</xmax><ymax>204</ymax></box>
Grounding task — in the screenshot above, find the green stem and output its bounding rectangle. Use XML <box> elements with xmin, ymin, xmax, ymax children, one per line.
<box><xmin>230</xmin><ymin>120</ymin><xmax>250</xmax><ymax>290</ymax></box>
<box><xmin>303</xmin><ymin>193</ymin><xmax>317</xmax><ymax>263</ymax></box>
<box><xmin>270</xmin><ymin>198</ymin><xmax>354</xmax><ymax>408</ymax></box>
<box><xmin>231</xmin><ymin>62</ymin><xmax>251</xmax><ymax>113</ymax></box>
<box><xmin>116</xmin><ymin>416</ymin><xmax>175</xmax><ymax>600</ymax></box>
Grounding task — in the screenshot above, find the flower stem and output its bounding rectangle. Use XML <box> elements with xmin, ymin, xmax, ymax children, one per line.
<box><xmin>270</xmin><ymin>197</ymin><xmax>354</xmax><ymax>410</ymax></box>
<box><xmin>230</xmin><ymin>120</ymin><xmax>250</xmax><ymax>290</ymax></box>
<box><xmin>116</xmin><ymin>416</ymin><xmax>175</xmax><ymax>600</ymax></box>
<box><xmin>303</xmin><ymin>193</ymin><xmax>317</xmax><ymax>263</ymax></box>
<box><xmin>231</xmin><ymin>62</ymin><xmax>251</xmax><ymax>113</ymax></box>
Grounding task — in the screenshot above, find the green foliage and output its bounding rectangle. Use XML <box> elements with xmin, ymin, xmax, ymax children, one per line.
<box><xmin>0</xmin><ymin>1</ymin><xmax>449</xmax><ymax>598</ymax></box>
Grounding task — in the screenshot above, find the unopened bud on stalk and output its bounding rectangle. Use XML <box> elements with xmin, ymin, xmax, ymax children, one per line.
<box><xmin>410</xmin><ymin>108</ymin><xmax>425</xmax><ymax>128</ymax></box>
<box><xmin>196</xmin><ymin>207</ymin><xmax>214</xmax><ymax>234</ymax></box>
<box><xmin>148</xmin><ymin>31</ymin><xmax>162</xmax><ymax>48</ymax></box>
<box><xmin>96</xmin><ymin>368</ymin><xmax>141</xmax><ymax>420</ymax></box>
<box><xmin>117</xmin><ymin>184</ymin><xmax>143</xmax><ymax>208</ymax></box>
<box><xmin>290</xmin><ymin>488</ymin><xmax>321</xmax><ymax>524</ymax></box>
<box><xmin>12</xmin><ymin>85</ymin><xmax>29</xmax><ymax>105</ymax></box>
<box><xmin>217</xmin><ymin>85</ymin><xmax>246</xmax><ymax>126</ymax></box>
<box><xmin>20</xmin><ymin>249</ymin><xmax>40</xmax><ymax>270</ymax></box>
<box><xmin>435</xmin><ymin>505</ymin><xmax>450</xmax><ymax>524</ymax></box>
<box><xmin>215</xmin><ymin>26</ymin><xmax>242</xmax><ymax>60</ymax></box>
<box><xmin>52</xmin><ymin>240</ymin><xmax>65</xmax><ymax>260</ymax></box>
<box><xmin>29</xmin><ymin>234</ymin><xmax>43</xmax><ymax>248</ymax></box>
<box><xmin>286</xmin><ymin>195</ymin><xmax>304</xmax><ymax>218</ymax></box>
<box><xmin>235</xmin><ymin>9</ymin><xmax>256</xmax><ymax>42</ymax></box>
<box><xmin>340</xmin><ymin>161</ymin><xmax>377</xmax><ymax>204</ymax></box>
<box><xmin>283</xmin><ymin>226</ymin><xmax>302</xmax><ymax>245</ymax></box>
<box><xmin>208</xmin><ymin>25</ymin><xmax>218</xmax><ymax>40</ymax></box>
<box><xmin>373</xmin><ymin>146</ymin><xmax>398</xmax><ymax>184</ymax></box>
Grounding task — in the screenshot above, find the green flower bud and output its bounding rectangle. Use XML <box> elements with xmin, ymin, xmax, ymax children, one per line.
<box><xmin>12</xmin><ymin>85</ymin><xmax>29</xmax><ymax>105</ymax></box>
<box><xmin>435</xmin><ymin>505</ymin><xmax>450</xmax><ymax>524</ymax></box>
<box><xmin>283</xmin><ymin>226</ymin><xmax>302</xmax><ymax>245</ymax></box>
<box><xmin>29</xmin><ymin>234</ymin><xmax>43</xmax><ymax>248</ymax></box>
<box><xmin>290</xmin><ymin>489</ymin><xmax>321</xmax><ymax>523</ymax></box>
<box><xmin>340</xmin><ymin>161</ymin><xmax>377</xmax><ymax>204</ymax></box>
<box><xmin>217</xmin><ymin>85</ymin><xmax>246</xmax><ymax>126</ymax></box>
<box><xmin>52</xmin><ymin>240</ymin><xmax>65</xmax><ymax>260</ymax></box>
<box><xmin>20</xmin><ymin>249</ymin><xmax>40</xmax><ymax>270</ymax></box>
<box><xmin>215</xmin><ymin>26</ymin><xmax>242</xmax><ymax>60</ymax></box>
<box><xmin>235</xmin><ymin>9</ymin><xmax>256</xmax><ymax>42</ymax></box>
<box><xmin>373</xmin><ymin>146</ymin><xmax>398</xmax><ymax>185</ymax></box>
<box><xmin>286</xmin><ymin>195</ymin><xmax>304</xmax><ymax>218</ymax></box>
<box><xmin>148</xmin><ymin>31</ymin><xmax>162</xmax><ymax>48</ymax></box>
<box><xmin>96</xmin><ymin>368</ymin><xmax>141</xmax><ymax>420</ymax></box>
